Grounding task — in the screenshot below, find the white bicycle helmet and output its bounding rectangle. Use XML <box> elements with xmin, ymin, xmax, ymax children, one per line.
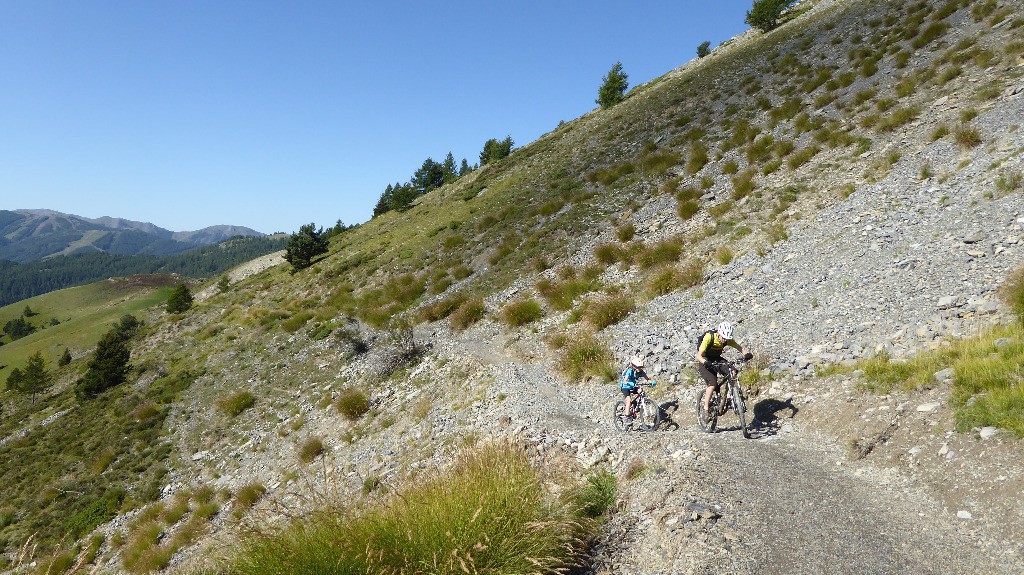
<box><xmin>717</xmin><ymin>321</ymin><xmax>734</xmax><ymax>339</ymax></box>
<box><xmin>630</xmin><ymin>355</ymin><xmax>645</xmax><ymax>368</ymax></box>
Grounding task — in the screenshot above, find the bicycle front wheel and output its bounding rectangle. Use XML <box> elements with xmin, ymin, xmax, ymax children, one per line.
<box><xmin>732</xmin><ymin>384</ymin><xmax>750</xmax><ymax>438</ymax></box>
<box><xmin>612</xmin><ymin>401</ymin><xmax>628</xmax><ymax>432</ymax></box>
<box><xmin>637</xmin><ymin>396</ymin><xmax>660</xmax><ymax>431</ymax></box>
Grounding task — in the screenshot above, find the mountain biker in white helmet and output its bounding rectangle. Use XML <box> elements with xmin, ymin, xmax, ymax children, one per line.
<box><xmin>620</xmin><ymin>355</ymin><xmax>651</xmax><ymax>424</ymax></box>
<box><xmin>695</xmin><ymin>321</ymin><xmax>752</xmax><ymax>425</ymax></box>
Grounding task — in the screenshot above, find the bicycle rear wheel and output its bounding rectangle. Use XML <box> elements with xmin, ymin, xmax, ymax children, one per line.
<box><xmin>612</xmin><ymin>401</ymin><xmax>628</xmax><ymax>432</ymax></box>
<box><xmin>695</xmin><ymin>392</ymin><xmax>718</xmax><ymax>432</ymax></box>
<box><xmin>637</xmin><ymin>396</ymin><xmax>660</xmax><ymax>431</ymax></box>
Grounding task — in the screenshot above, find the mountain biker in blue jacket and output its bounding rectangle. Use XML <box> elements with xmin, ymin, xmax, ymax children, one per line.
<box><xmin>621</xmin><ymin>355</ymin><xmax>651</xmax><ymax>423</ymax></box>
<box><xmin>695</xmin><ymin>321</ymin><xmax>752</xmax><ymax>423</ymax></box>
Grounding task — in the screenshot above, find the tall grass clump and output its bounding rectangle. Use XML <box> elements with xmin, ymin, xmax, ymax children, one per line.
<box><xmin>558</xmin><ymin>332</ymin><xmax>615</xmax><ymax>382</ymax></box>
<box><xmin>419</xmin><ymin>293</ymin><xmax>468</xmax><ymax>323</ymax></box>
<box><xmin>536</xmin><ymin>269</ymin><xmax>602</xmax><ymax>310</ymax></box>
<box><xmin>995</xmin><ymin>169</ymin><xmax>1023</xmax><ymax>196</ymax></box>
<box><xmin>953</xmin><ymin>123</ymin><xmax>982</xmax><ymax>149</ymax></box>
<box><xmin>645</xmin><ymin>260</ymin><xmax>704</xmax><ymax>296</ymax></box>
<box><xmin>852</xmin><ymin>321</ymin><xmax>1024</xmax><ymax>437</ymax></box>
<box><xmin>298</xmin><ymin>437</ymin><xmax>325</xmax><ymax>464</ymax></box>
<box><xmin>500</xmin><ymin>299</ymin><xmax>544</xmax><ymax>327</ymax></box>
<box><xmin>585</xmin><ymin>294</ymin><xmax>636</xmax><ymax>330</ymax></box>
<box><xmin>449</xmin><ymin>298</ymin><xmax>487</xmax><ymax>331</ymax></box>
<box><xmin>335</xmin><ymin>388</ymin><xmax>370</xmax><ymax>421</ymax></box>
<box><xmin>216</xmin><ymin>391</ymin><xmax>256</xmax><ymax>418</ymax></box>
<box><xmin>217</xmin><ymin>443</ymin><xmax>593</xmax><ymax>575</ymax></box>
<box><xmin>634</xmin><ymin>237</ymin><xmax>683</xmax><ymax>269</ymax></box>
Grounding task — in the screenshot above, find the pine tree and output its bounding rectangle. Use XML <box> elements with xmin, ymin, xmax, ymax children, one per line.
<box><xmin>218</xmin><ymin>275</ymin><xmax>230</xmax><ymax>293</ymax></box>
<box><xmin>596</xmin><ymin>62</ymin><xmax>629</xmax><ymax>109</ymax></box>
<box><xmin>697</xmin><ymin>41</ymin><xmax>712</xmax><ymax>58</ymax></box>
<box><xmin>411</xmin><ymin>158</ymin><xmax>446</xmax><ymax>195</ymax></box>
<box><xmin>373</xmin><ymin>184</ymin><xmax>395</xmax><ymax>217</ymax></box>
<box><xmin>459</xmin><ymin>159</ymin><xmax>472</xmax><ymax>176</ymax></box>
<box><xmin>285</xmin><ymin>223</ymin><xmax>330</xmax><ymax>271</ymax></box>
<box><xmin>77</xmin><ymin>329</ymin><xmax>131</xmax><ymax>399</ymax></box>
<box><xmin>21</xmin><ymin>351</ymin><xmax>50</xmax><ymax>400</ymax></box>
<box><xmin>166</xmin><ymin>284</ymin><xmax>194</xmax><ymax>313</ymax></box>
<box><xmin>5</xmin><ymin>367</ymin><xmax>24</xmax><ymax>392</ymax></box>
<box><xmin>441</xmin><ymin>152</ymin><xmax>458</xmax><ymax>184</ymax></box>
<box><xmin>58</xmin><ymin>347</ymin><xmax>72</xmax><ymax>367</ymax></box>
<box><xmin>479</xmin><ymin>136</ymin><xmax>514</xmax><ymax>166</ymax></box>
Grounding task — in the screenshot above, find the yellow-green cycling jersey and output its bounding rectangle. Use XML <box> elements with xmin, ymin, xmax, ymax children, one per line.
<box><xmin>698</xmin><ymin>331</ymin><xmax>741</xmax><ymax>360</ymax></box>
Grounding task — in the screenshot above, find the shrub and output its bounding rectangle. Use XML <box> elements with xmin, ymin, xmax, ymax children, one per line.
<box><xmin>299</xmin><ymin>437</ymin><xmax>325</xmax><ymax>464</ymax></box>
<box><xmin>537</xmin><ymin>273</ymin><xmax>601</xmax><ymax>310</ymax></box>
<box><xmin>930</xmin><ymin>124</ymin><xmax>950</xmax><ymax>141</ymax></box>
<box><xmin>877</xmin><ymin>106</ymin><xmax>921</xmax><ymax>132</ymax></box>
<box><xmin>449</xmin><ymin>298</ymin><xmax>486</xmax><ymax>330</ymax></box>
<box><xmin>335</xmin><ymin>388</ymin><xmax>371</xmax><ymax>420</ymax></box>
<box><xmin>217</xmin><ymin>391</ymin><xmax>256</xmax><ymax>418</ymax></box>
<box><xmin>697</xmin><ymin>40</ymin><xmax>711</xmax><ymax>58</ymax></box>
<box><xmin>585</xmin><ymin>294</ymin><xmax>636</xmax><ymax>330</ymax></box>
<box><xmin>912</xmin><ymin>22</ymin><xmax>948</xmax><ymax>49</ymax></box>
<box><xmin>558</xmin><ymin>332</ymin><xmax>614</xmax><ymax>381</ymax></box>
<box><xmin>500</xmin><ymin>299</ymin><xmax>544</xmax><ymax>327</ymax></box>
<box><xmin>646</xmin><ymin>260</ymin><xmax>703</xmax><ymax>296</ymax></box>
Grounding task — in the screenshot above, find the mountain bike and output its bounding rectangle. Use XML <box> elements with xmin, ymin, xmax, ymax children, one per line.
<box><xmin>612</xmin><ymin>381</ymin><xmax>660</xmax><ymax>432</ymax></box>
<box><xmin>695</xmin><ymin>359</ymin><xmax>750</xmax><ymax>438</ymax></box>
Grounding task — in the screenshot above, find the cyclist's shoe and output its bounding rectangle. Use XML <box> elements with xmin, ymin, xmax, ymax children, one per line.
<box><xmin>624</xmin><ymin>415</ymin><xmax>634</xmax><ymax>428</ymax></box>
<box><xmin>697</xmin><ymin>407</ymin><xmax>709</xmax><ymax>428</ymax></box>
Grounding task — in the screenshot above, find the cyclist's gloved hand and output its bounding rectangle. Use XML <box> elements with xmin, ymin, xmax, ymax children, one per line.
<box><xmin>743</xmin><ymin>352</ymin><xmax>753</xmax><ymax>361</ymax></box>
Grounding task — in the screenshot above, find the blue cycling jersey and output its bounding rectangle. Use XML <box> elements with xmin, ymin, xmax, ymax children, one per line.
<box><xmin>621</xmin><ymin>367</ymin><xmax>646</xmax><ymax>390</ymax></box>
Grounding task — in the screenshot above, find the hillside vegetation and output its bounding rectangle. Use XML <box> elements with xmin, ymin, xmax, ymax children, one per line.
<box><xmin>2</xmin><ymin>0</ymin><xmax>1024</xmax><ymax>573</ymax></box>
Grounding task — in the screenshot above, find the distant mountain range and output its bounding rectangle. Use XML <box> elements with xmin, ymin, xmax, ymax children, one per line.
<box><xmin>0</xmin><ymin>209</ymin><xmax>265</xmax><ymax>263</ymax></box>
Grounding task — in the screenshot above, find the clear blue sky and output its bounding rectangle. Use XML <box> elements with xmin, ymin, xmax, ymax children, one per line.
<box><xmin>1</xmin><ymin>1</ymin><xmax>754</xmax><ymax>235</ymax></box>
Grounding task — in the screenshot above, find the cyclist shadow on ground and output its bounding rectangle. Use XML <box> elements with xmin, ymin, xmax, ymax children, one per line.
<box><xmin>747</xmin><ymin>397</ymin><xmax>799</xmax><ymax>438</ymax></box>
<box><xmin>657</xmin><ymin>400</ymin><xmax>681</xmax><ymax>431</ymax></box>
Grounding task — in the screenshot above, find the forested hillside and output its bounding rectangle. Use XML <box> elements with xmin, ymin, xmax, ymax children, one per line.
<box><xmin>0</xmin><ymin>235</ymin><xmax>287</xmax><ymax>306</ymax></box>
<box><xmin>0</xmin><ymin>210</ymin><xmax>265</xmax><ymax>263</ymax></box>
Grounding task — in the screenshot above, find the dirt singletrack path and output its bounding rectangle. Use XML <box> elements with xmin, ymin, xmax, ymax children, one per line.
<box><xmin>449</xmin><ymin>329</ymin><xmax>1021</xmax><ymax>574</ymax></box>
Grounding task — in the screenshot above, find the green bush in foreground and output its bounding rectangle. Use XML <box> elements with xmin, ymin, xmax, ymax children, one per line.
<box><xmin>208</xmin><ymin>443</ymin><xmax>595</xmax><ymax>575</ymax></box>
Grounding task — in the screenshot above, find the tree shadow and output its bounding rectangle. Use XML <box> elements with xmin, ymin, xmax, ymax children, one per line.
<box><xmin>747</xmin><ymin>397</ymin><xmax>799</xmax><ymax>438</ymax></box>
